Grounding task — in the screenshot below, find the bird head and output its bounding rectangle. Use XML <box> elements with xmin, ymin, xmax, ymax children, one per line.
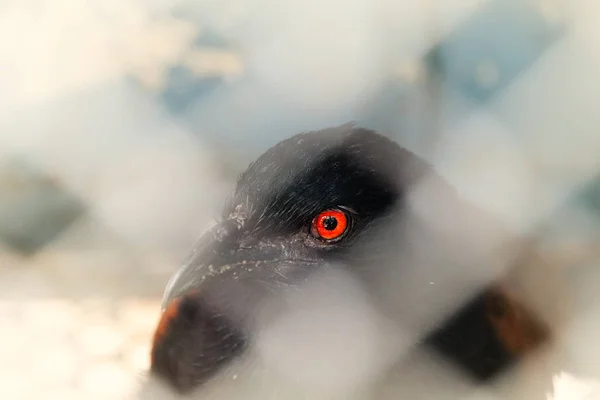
<box><xmin>144</xmin><ymin>124</ymin><xmax>538</xmax><ymax>399</ymax></box>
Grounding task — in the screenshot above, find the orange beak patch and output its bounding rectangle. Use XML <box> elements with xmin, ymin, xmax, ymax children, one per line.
<box><xmin>151</xmin><ymin>297</ymin><xmax>182</xmax><ymax>363</ymax></box>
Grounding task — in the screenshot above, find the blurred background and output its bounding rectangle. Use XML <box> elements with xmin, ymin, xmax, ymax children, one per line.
<box><xmin>2</xmin><ymin>0</ymin><xmax>600</xmax><ymax>398</ymax></box>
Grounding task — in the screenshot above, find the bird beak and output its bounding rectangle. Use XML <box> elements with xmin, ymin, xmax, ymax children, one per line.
<box><xmin>149</xmin><ymin>221</ymin><xmax>251</xmax><ymax>394</ymax></box>
<box><xmin>149</xmin><ymin>219</ymin><xmax>306</xmax><ymax>394</ymax></box>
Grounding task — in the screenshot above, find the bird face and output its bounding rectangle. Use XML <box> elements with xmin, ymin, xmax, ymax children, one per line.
<box><xmin>145</xmin><ymin>125</ymin><xmax>533</xmax><ymax>399</ymax></box>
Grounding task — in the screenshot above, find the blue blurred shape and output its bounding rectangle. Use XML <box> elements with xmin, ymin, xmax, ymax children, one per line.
<box><xmin>574</xmin><ymin>175</ymin><xmax>600</xmax><ymax>214</ymax></box>
<box><xmin>194</xmin><ymin>28</ymin><xmax>232</xmax><ymax>48</ymax></box>
<box><xmin>160</xmin><ymin>27</ymin><xmax>236</xmax><ymax>114</ymax></box>
<box><xmin>424</xmin><ymin>0</ymin><xmax>565</xmax><ymax>104</ymax></box>
<box><xmin>160</xmin><ymin>65</ymin><xmax>226</xmax><ymax>114</ymax></box>
<box><xmin>0</xmin><ymin>158</ymin><xmax>86</xmax><ymax>255</ymax></box>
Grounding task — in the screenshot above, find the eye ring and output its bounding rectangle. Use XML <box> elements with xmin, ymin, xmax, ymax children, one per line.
<box><xmin>311</xmin><ymin>209</ymin><xmax>350</xmax><ymax>241</ymax></box>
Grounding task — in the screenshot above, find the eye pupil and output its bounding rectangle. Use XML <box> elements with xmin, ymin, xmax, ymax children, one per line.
<box><xmin>322</xmin><ymin>216</ymin><xmax>338</xmax><ymax>231</ymax></box>
<box><xmin>311</xmin><ymin>209</ymin><xmax>349</xmax><ymax>241</ymax></box>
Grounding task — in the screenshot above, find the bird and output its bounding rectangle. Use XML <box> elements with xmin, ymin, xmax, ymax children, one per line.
<box><xmin>140</xmin><ymin>124</ymin><xmax>556</xmax><ymax>400</ymax></box>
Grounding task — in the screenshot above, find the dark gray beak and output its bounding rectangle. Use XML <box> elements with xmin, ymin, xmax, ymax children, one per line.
<box><xmin>149</xmin><ymin>220</ymin><xmax>252</xmax><ymax>394</ymax></box>
<box><xmin>149</xmin><ymin>219</ymin><xmax>311</xmax><ymax>394</ymax></box>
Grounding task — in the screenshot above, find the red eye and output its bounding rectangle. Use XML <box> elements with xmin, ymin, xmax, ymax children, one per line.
<box><xmin>311</xmin><ymin>209</ymin><xmax>349</xmax><ymax>241</ymax></box>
